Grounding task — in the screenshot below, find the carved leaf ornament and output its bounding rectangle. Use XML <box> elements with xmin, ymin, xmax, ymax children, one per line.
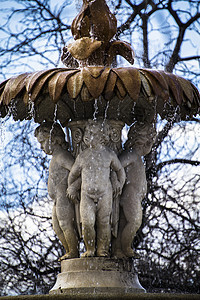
<box><xmin>0</xmin><ymin>66</ymin><xmax>199</xmax><ymax>125</ymax></box>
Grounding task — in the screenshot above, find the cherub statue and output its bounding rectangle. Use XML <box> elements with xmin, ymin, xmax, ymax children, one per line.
<box><xmin>67</xmin><ymin>120</ymin><xmax>126</xmax><ymax>257</ymax></box>
<box><xmin>35</xmin><ymin>122</ymin><xmax>79</xmax><ymax>260</ymax></box>
<box><xmin>112</xmin><ymin>121</ymin><xmax>157</xmax><ymax>258</ymax></box>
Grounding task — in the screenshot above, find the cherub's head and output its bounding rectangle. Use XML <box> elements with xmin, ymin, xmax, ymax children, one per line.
<box><xmin>83</xmin><ymin>120</ymin><xmax>109</xmax><ymax>148</ymax></box>
<box><xmin>34</xmin><ymin>122</ymin><xmax>67</xmax><ymax>154</ymax></box>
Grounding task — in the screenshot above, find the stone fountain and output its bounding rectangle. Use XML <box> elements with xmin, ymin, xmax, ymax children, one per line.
<box><xmin>0</xmin><ymin>0</ymin><xmax>199</xmax><ymax>296</ymax></box>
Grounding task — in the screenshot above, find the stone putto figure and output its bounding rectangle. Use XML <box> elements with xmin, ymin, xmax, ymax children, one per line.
<box><xmin>112</xmin><ymin>121</ymin><xmax>157</xmax><ymax>258</ymax></box>
<box><xmin>35</xmin><ymin>119</ymin><xmax>156</xmax><ymax>260</ymax></box>
<box><xmin>34</xmin><ymin>122</ymin><xmax>79</xmax><ymax>260</ymax></box>
<box><xmin>67</xmin><ymin>120</ymin><xmax>126</xmax><ymax>257</ymax></box>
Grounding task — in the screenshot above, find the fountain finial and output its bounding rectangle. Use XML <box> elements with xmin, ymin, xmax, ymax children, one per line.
<box><xmin>61</xmin><ymin>0</ymin><xmax>135</xmax><ymax>67</ymax></box>
<box><xmin>71</xmin><ymin>0</ymin><xmax>117</xmax><ymax>43</ymax></box>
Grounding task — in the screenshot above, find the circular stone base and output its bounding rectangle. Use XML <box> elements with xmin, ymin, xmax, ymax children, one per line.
<box><xmin>50</xmin><ymin>257</ymin><xmax>145</xmax><ymax>294</ymax></box>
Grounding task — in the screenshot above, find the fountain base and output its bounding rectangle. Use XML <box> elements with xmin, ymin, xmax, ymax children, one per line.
<box><xmin>50</xmin><ymin>257</ymin><xmax>145</xmax><ymax>295</ymax></box>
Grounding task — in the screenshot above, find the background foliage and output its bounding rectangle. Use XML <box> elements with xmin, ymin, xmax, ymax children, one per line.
<box><xmin>0</xmin><ymin>0</ymin><xmax>199</xmax><ymax>295</ymax></box>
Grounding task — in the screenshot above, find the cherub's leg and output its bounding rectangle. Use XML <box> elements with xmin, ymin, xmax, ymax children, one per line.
<box><xmin>56</xmin><ymin>194</ymin><xmax>79</xmax><ymax>260</ymax></box>
<box><xmin>80</xmin><ymin>194</ymin><xmax>96</xmax><ymax>257</ymax></box>
<box><xmin>52</xmin><ymin>203</ymin><xmax>69</xmax><ymax>253</ymax></box>
<box><xmin>111</xmin><ymin>207</ymin><xmax>127</xmax><ymax>258</ymax></box>
<box><xmin>97</xmin><ymin>191</ymin><xmax>112</xmax><ymax>257</ymax></box>
<box><xmin>121</xmin><ymin>197</ymin><xmax>143</xmax><ymax>258</ymax></box>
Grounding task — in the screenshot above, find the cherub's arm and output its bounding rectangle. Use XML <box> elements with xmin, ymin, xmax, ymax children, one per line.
<box><xmin>68</xmin><ymin>156</ymin><xmax>81</xmax><ymax>186</ymax></box>
<box><xmin>110</xmin><ymin>171</ymin><xmax>121</xmax><ymax>198</ymax></box>
<box><xmin>111</xmin><ymin>154</ymin><xmax>126</xmax><ymax>196</ymax></box>
<box><xmin>67</xmin><ymin>156</ymin><xmax>82</xmax><ymax>204</ymax></box>
<box><xmin>67</xmin><ymin>177</ymin><xmax>81</xmax><ymax>204</ymax></box>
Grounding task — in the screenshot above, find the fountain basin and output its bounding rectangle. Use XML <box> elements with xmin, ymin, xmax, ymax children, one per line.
<box><xmin>0</xmin><ymin>67</ymin><xmax>199</xmax><ymax>126</ymax></box>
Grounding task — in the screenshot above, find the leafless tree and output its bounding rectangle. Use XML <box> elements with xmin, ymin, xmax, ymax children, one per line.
<box><xmin>0</xmin><ymin>0</ymin><xmax>199</xmax><ymax>295</ymax></box>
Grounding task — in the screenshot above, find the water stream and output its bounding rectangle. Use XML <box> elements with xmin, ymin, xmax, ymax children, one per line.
<box><xmin>132</xmin><ymin>101</ymin><xmax>136</xmax><ymax>115</ymax></box>
<box><xmin>49</xmin><ymin>104</ymin><xmax>58</xmax><ymax>151</ymax></box>
<box><xmin>103</xmin><ymin>101</ymin><xmax>110</xmax><ymax>126</ymax></box>
<box><xmin>93</xmin><ymin>99</ymin><xmax>98</xmax><ymax>120</ymax></box>
<box><xmin>28</xmin><ymin>93</ymin><xmax>35</xmax><ymax>119</ymax></box>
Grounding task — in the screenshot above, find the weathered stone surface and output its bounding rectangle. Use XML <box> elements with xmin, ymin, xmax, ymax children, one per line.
<box><xmin>67</xmin><ymin>120</ymin><xmax>126</xmax><ymax>258</ymax></box>
<box><xmin>50</xmin><ymin>257</ymin><xmax>145</xmax><ymax>294</ymax></box>
<box><xmin>34</xmin><ymin>119</ymin><xmax>152</xmax><ymax>260</ymax></box>
<box><xmin>34</xmin><ymin>123</ymin><xmax>79</xmax><ymax>261</ymax></box>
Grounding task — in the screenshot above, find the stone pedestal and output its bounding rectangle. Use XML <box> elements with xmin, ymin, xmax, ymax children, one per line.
<box><xmin>50</xmin><ymin>257</ymin><xmax>145</xmax><ymax>295</ymax></box>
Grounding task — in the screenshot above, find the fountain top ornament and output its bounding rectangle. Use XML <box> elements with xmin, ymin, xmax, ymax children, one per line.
<box><xmin>63</xmin><ymin>0</ymin><xmax>134</xmax><ymax>67</ymax></box>
<box><xmin>0</xmin><ymin>0</ymin><xmax>199</xmax><ymax>126</ymax></box>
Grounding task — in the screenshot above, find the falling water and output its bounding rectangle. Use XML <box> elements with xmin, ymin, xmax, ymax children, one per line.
<box><xmin>93</xmin><ymin>99</ymin><xmax>98</xmax><ymax>120</ymax></box>
<box><xmin>132</xmin><ymin>102</ymin><xmax>136</xmax><ymax>115</ymax></box>
<box><xmin>53</xmin><ymin>103</ymin><xmax>58</xmax><ymax>124</ymax></box>
<box><xmin>28</xmin><ymin>93</ymin><xmax>35</xmax><ymax>118</ymax></box>
<box><xmin>103</xmin><ymin>101</ymin><xmax>110</xmax><ymax>126</ymax></box>
<box><xmin>49</xmin><ymin>104</ymin><xmax>58</xmax><ymax>151</ymax></box>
